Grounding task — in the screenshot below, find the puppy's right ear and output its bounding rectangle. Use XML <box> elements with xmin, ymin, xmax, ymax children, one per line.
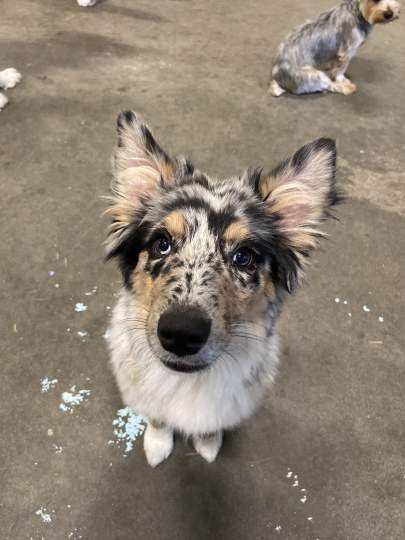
<box><xmin>105</xmin><ymin>111</ymin><xmax>175</xmax><ymax>258</ymax></box>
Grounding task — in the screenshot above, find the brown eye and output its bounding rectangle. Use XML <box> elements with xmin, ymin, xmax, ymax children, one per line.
<box><xmin>153</xmin><ymin>236</ymin><xmax>171</xmax><ymax>257</ymax></box>
<box><xmin>232</xmin><ymin>248</ymin><xmax>254</xmax><ymax>268</ymax></box>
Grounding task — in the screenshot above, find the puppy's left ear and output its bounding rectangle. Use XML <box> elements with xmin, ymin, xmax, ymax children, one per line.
<box><xmin>259</xmin><ymin>138</ymin><xmax>338</xmax><ymax>291</ymax></box>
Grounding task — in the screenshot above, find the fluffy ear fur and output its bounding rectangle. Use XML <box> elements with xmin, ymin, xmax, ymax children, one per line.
<box><xmin>259</xmin><ymin>138</ymin><xmax>338</xmax><ymax>291</ymax></box>
<box><xmin>105</xmin><ymin>111</ymin><xmax>175</xmax><ymax>257</ymax></box>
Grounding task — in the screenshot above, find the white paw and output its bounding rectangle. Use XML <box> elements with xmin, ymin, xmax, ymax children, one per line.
<box><xmin>269</xmin><ymin>80</ymin><xmax>285</xmax><ymax>97</ymax></box>
<box><xmin>0</xmin><ymin>93</ymin><xmax>8</xmax><ymax>110</ymax></box>
<box><xmin>143</xmin><ymin>424</ymin><xmax>174</xmax><ymax>468</ymax></box>
<box><xmin>193</xmin><ymin>432</ymin><xmax>223</xmax><ymax>463</ymax></box>
<box><xmin>0</xmin><ymin>68</ymin><xmax>22</xmax><ymax>89</ymax></box>
<box><xmin>77</xmin><ymin>0</ymin><xmax>97</xmax><ymax>6</ymax></box>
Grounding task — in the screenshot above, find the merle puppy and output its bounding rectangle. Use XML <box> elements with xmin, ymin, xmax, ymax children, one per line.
<box><xmin>105</xmin><ymin>111</ymin><xmax>339</xmax><ymax>467</ymax></box>
<box><xmin>269</xmin><ymin>0</ymin><xmax>400</xmax><ymax>96</ymax></box>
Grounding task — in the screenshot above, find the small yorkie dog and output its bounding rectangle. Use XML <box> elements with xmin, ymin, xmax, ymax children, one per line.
<box><xmin>105</xmin><ymin>111</ymin><xmax>339</xmax><ymax>467</ymax></box>
<box><xmin>269</xmin><ymin>0</ymin><xmax>400</xmax><ymax>97</ymax></box>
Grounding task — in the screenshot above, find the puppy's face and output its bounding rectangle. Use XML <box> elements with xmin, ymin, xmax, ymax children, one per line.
<box><xmin>360</xmin><ymin>0</ymin><xmax>400</xmax><ymax>23</ymax></box>
<box><xmin>106</xmin><ymin>112</ymin><xmax>338</xmax><ymax>373</ymax></box>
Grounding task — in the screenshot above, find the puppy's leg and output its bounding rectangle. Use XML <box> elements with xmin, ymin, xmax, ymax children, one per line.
<box><xmin>143</xmin><ymin>421</ymin><xmax>174</xmax><ymax>468</ymax></box>
<box><xmin>0</xmin><ymin>68</ymin><xmax>22</xmax><ymax>90</ymax></box>
<box><xmin>193</xmin><ymin>431</ymin><xmax>223</xmax><ymax>463</ymax></box>
<box><xmin>332</xmin><ymin>74</ymin><xmax>357</xmax><ymax>95</ymax></box>
<box><xmin>0</xmin><ymin>92</ymin><xmax>8</xmax><ymax>110</ymax></box>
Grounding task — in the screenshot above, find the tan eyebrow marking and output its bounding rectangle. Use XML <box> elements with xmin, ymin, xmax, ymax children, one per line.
<box><xmin>223</xmin><ymin>220</ymin><xmax>251</xmax><ymax>243</ymax></box>
<box><xmin>164</xmin><ymin>211</ymin><xmax>186</xmax><ymax>238</ymax></box>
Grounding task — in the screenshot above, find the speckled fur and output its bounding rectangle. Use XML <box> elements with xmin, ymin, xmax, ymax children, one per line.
<box><xmin>105</xmin><ymin>111</ymin><xmax>339</xmax><ymax>466</ymax></box>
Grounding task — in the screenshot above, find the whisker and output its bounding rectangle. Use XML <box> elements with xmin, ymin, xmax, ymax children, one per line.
<box><xmin>230</xmin><ymin>320</ymin><xmax>268</xmax><ymax>331</ymax></box>
<box><xmin>230</xmin><ymin>332</ymin><xmax>266</xmax><ymax>344</ymax></box>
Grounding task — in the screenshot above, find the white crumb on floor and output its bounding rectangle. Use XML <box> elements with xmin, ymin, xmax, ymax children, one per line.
<box><xmin>59</xmin><ymin>386</ymin><xmax>91</xmax><ymax>413</ymax></box>
<box><xmin>68</xmin><ymin>527</ymin><xmax>82</xmax><ymax>539</ymax></box>
<box><xmin>40</xmin><ymin>377</ymin><xmax>58</xmax><ymax>393</ymax></box>
<box><xmin>35</xmin><ymin>506</ymin><xmax>53</xmax><ymax>523</ymax></box>
<box><xmin>362</xmin><ymin>305</ymin><xmax>371</xmax><ymax>312</ymax></box>
<box><xmin>77</xmin><ymin>331</ymin><xmax>88</xmax><ymax>338</ymax></box>
<box><xmin>275</xmin><ymin>525</ymin><xmax>282</xmax><ymax>532</ymax></box>
<box><xmin>13</xmin><ymin>323</ymin><xmax>17</xmax><ymax>333</ymax></box>
<box><xmin>343</xmin><ymin>300</ymin><xmax>348</xmax><ymax>305</ymax></box>
<box><xmin>106</xmin><ymin>306</ymin><xmax>111</xmax><ymax>311</ymax></box>
<box><xmin>103</xmin><ymin>329</ymin><xmax>111</xmax><ymax>340</ymax></box>
<box><xmin>286</xmin><ymin>468</ymin><xmax>310</xmax><ymax>507</ymax></box>
<box><xmin>74</xmin><ymin>303</ymin><xmax>87</xmax><ymax>312</ymax></box>
<box><xmin>307</xmin><ymin>516</ymin><xmax>313</xmax><ymax>521</ymax></box>
<box><xmin>52</xmin><ymin>444</ymin><xmax>63</xmax><ymax>454</ymax></box>
<box><xmin>334</xmin><ymin>297</ymin><xmax>340</xmax><ymax>303</ymax></box>
<box><xmin>348</xmin><ymin>312</ymin><xmax>352</xmax><ymax>317</ymax></box>
<box><xmin>48</xmin><ymin>270</ymin><xmax>55</xmax><ymax>276</ymax></box>
<box><xmin>55</xmin><ymin>283</ymin><xmax>60</xmax><ymax>288</ymax></box>
<box><xmin>110</xmin><ymin>407</ymin><xmax>145</xmax><ymax>455</ymax></box>
<box><xmin>84</xmin><ymin>291</ymin><xmax>93</xmax><ymax>296</ymax></box>
<box><xmin>47</xmin><ymin>428</ymin><xmax>54</xmax><ymax>437</ymax></box>
<box><xmin>378</xmin><ymin>316</ymin><xmax>384</xmax><ymax>322</ymax></box>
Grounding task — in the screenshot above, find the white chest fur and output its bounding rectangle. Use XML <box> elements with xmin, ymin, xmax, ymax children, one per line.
<box><xmin>108</xmin><ymin>291</ymin><xmax>279</xmax><ymax>435</ymax></box>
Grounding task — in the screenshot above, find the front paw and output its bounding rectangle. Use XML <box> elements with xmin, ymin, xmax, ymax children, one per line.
<box><xmin>143</xmin><ymin>423</ymin><xmax>174</xmax><ymax>468</ymax></box>
<box><xmin>193</xmin><ymin>432</ymin><xmax>223</xmax><ymax>463</ymax></box>
<box><xmin>0</xmin><ymin>93</ymin><xmax>9</xmax><ymax>110</ymax></box>
<box><xmin>1</xmin><ymin>68</ymin><xmax>22</xmax><ymax>89</ymax></box>
<box><xmin>77</xmin><ymin>0</ymin><xmax>97</xmax><ymax>6</ymax></box>
<box><xmin>332</xmin><ymin>78</ymin><xmax>357</xmax><ymax>95</ymax></box>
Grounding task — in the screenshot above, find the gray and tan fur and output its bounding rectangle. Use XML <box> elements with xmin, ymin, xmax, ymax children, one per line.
<box><xmin>105</xmin><ymin>111</ymin><xmax>339</xmax><ymax>467</ymax></box>
<box><xmin>269</xmin><ymin>0</ymin><xmax>400</xmax><ymax>97</ymax></box>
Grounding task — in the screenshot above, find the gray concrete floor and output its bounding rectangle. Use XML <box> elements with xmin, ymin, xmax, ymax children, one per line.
<box><xmin>1</xmin><ymin>0</ymin><xmax>404</xmax><ymax>538</ymax></box>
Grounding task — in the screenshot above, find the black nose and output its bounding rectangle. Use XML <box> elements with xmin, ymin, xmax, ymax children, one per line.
<box><xmin>157</xmin><ymin>306</ymin><xmax>211</xmax><ymax>357</ymax></box>
<box><xmin>384</xmin><ymin>9</ymin><xmax>393</xmax><ymax>19</ymax></box>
